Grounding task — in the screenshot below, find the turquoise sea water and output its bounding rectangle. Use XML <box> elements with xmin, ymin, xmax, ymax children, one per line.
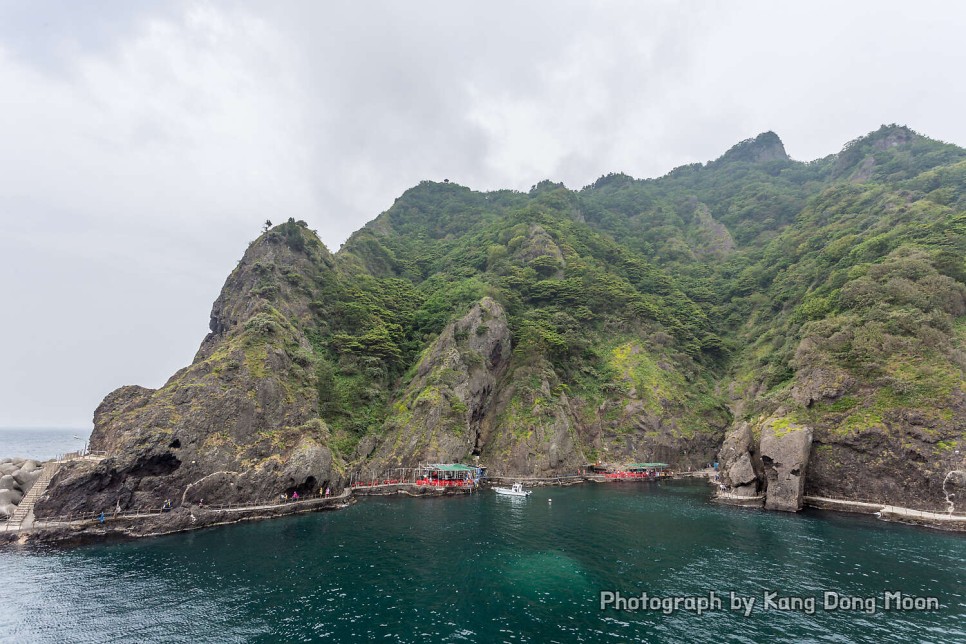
<box><xmin>1</xmin><ymin>481</ymin><xmax>963</xmax><ymax>642</ymax></box>
<box><xmin>0</xmin><ymin>427</ymin><xmax>92</xmax><ymax>461</ymax></box>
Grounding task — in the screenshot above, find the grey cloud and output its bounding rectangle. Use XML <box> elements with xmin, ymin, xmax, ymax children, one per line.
<box><xmin>1</xmin><ymin>0</ymin><xmax>964</xmax><ymax>426</ymax></box>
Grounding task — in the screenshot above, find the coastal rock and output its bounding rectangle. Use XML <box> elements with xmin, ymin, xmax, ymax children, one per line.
<box><xmin>944</xmin><ymin>471</ymin><xmax>966</xmax><ymax>514</ymax></box>
<box><xmin>729</xmin><ymin>454</ymin><xmax>757</xmax><ymax>488</ymax></box>
<box><xmin>478</xmin><ymin>339</ymin><xmax>727</xmax><ymax>476</ymax></box>
<box><xmin>802</xmin><ymin>402</ymin><xmax>966</xmax><ymax>512</ymax></box>
<box><xmin>279</xmin><ymin>434</ymin><xmax>335</xmax><ymax>495</ymax></box>
<box><xmin>90</xmin><ymin>386</ymin><xmax>155</xmax><ymax>454</ymax></box>
<box><xmin>13</xmin><ymin>468</ymin><xmax>40</xmax><ymax>490</ymax></box>
<box><xmin>0</xmin><ymin>488</ymin><xmax>24</xmax><ymax>505</ymax></box>
<box><xmin>760</xmin><ymin>417</ymin><xmax>813</xmax><ymax>512</ymax></box>
<box><xmin>0</xmin><ymin>474</ymin><xmax>14</xmax><ymax>490</ymax></box>
<box><xmin>717</xmin><ymin>422</ymin><xmax>763</xmax><ymax>496</ymax></box>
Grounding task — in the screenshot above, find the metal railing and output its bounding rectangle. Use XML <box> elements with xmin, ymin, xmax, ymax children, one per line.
<box><xmin>488</xmin><ymin>474</ymin><xmax>586</xmax><ymax>484</ymax></box>
<box><xmin>53</xmin><ymin>449</ymin><xmax>107</xmax><ymax>463</ymax></box>
<box><xmin>204</xmin><ymin>488</ymin><xmax>351</xmax><ymax>511</ymax></box>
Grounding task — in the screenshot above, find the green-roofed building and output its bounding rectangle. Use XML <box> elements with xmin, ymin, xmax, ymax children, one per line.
<box><xmin>416</xmin><ymin>463</ymin><xmax>481</xmax><ymax>488</ymax></box>
<box><xmin>628</xmin><ymin>463</ymin><xmax>669</xmax><ymax>470</ymax></box>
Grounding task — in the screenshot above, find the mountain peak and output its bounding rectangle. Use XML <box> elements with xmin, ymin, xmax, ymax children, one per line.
<box><xmin>718</xmin><ymin>131</ymin><xmax>789</xmax><ymax>164</ymax></box>
<box><xmin>829</xmin><ymin>124</ymin><xmax>962</xmax><ymax>181</ymax></box>
<box><xmin>851</xmin><ymin>123</ymin><xmax>918</xmax><ymax>150</ymax></box>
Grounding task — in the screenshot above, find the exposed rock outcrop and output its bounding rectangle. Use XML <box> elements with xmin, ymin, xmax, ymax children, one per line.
<box><xmin>717</xmin><ymin>422</ymin><xmax>763</xmax><ymax>497</ymax></box>
<box><xmin>690</xmin><ymin>203</ymin><xmax>735</xmax><ymax>260</ymax></box>
<box><xmin>790</xmin><ymin>366</ymin><xmax>854</xmax><ymax>408</ymax></box>
<box><xmin>760</xmin><ymin>417</ymin><xmax>813</xmax><ymax>512</ymax></box>
<box><xmin>37</xmin><ymin>225</ymin><xmax>343</xmax><ymax>519</ymax></box>
<box><xmin>368</xmin><ymin>297</ymin><xmax>511</xmax><ymax>468</ymax></box>
<box><xmin>480</xmin><ymin>359</ymin><xmax>585</xmax><ymax>476</ymax></box>
<box><xmin>717</xmin><ymin>131</ymin><xmax>789</xmax><ymax>164</ymax></box>
<box><xmin>482</xmin><ymin>339</ymin><xmax>728</xmax><ymax>476</ymax></box>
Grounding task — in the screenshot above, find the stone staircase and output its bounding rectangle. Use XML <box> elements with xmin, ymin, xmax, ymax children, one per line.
<box><xmin>8</xmin><ymin>461</ymin><xmax>60</xmax><ymax>529</ymax></box>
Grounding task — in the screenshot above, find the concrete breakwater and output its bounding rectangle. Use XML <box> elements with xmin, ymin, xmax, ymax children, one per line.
<box><xmin>0</xmin><ymin>458</ymin><xmax>43</xmax><ymax>520</ymax></box>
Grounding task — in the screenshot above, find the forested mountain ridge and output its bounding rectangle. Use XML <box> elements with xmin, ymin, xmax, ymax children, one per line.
<box><xmin>39</xmin><ymin>125</ymin><xmax>966</xmax><ymax>518</ymax></box>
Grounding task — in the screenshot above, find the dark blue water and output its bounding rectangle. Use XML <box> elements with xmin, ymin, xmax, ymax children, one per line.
<box><xmin>0</xmin><ymin>427</ymin><xmax>91</xmax><ymax>461</ymax></box>
<box><xmin>1</xmin><ymin>481</ymin><xmax>963</xmax><ymax>642</ymax></box>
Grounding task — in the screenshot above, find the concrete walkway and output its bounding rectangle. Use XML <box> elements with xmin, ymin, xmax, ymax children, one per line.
<box><xmin>212</xmin><ymin>488</ymin><xmax>352</xmax><ymax>512</ymax></box>
<box><xmin>805</xmin><ymin>495</ymin><xmax>966</xmax><ymax>523</ymax></box>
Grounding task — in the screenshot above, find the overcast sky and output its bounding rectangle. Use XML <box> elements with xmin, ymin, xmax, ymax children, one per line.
<box><xmin>1</xmin><ymin>1</ymin><xmax>964</xmax><ymax>429</ymax></box>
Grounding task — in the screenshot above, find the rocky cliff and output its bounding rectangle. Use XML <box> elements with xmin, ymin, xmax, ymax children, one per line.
<box><xmin>38</xmin><ymin>222</ymin><xmax>344</xmax><ymax>517</ymax></box>
<box><xmin>367</xmin><ymin>296</ymin><xmax>511</xmax><ymax>468</ymax></box>
<box><xmin>37</xmin><ymin>125</ymin><xmax>966</xmax><ymax>521</ymax></box>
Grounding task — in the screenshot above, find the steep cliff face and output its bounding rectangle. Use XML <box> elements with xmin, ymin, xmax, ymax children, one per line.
<box><xmin>481</xmin><ymin>358</ymin><xmax>586</xmax><ymax>476</ymax></box>
<box><xmin>719</xmin><ymin>246</ymin><xmax>966</xmax><ymax>512</ymax></box>
<box><xmin>760</xmin><ymin>416</ymin><xmax>813</xmax><ymax>512</ymax></box>
<box><xmin>368</xmin><ymin>301</ymin><xmax>728</xmax><ymax>475</ymax></box>
<box><xmin>38</xmin><ymin>222</ymin><xmax>343</xmax><ymax>517</ymax></box>
<box><xmin>368</xmin><ymin>297</ymin><xmax>511</xmax><ymax>468</ymax></box>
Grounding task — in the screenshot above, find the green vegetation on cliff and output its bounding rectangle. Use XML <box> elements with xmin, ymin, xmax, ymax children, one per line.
<box><xmin>62</xmin><ymin>124</ymin><xmax>966</xmax><ymax>514</ymax></box>
<box><xmin>230</xmin><ymin>125</ymin><xmax>963</xmax><ymax>481</ymax></box>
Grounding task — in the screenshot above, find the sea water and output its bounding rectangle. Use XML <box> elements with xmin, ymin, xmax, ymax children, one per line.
<box><xmin>0</xmin><ymin>427</ymin><xmax>92</xmax><ymax>461</ymax></box>
<box><xmin>1</xmin><ymin>480</ymin><xmax>963</xmax><ymax>642</ymax></box>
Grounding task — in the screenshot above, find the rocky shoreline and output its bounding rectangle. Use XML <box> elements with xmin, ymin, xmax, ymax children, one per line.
<box><xmin>6</xmin><ymin>470</ymin><xmax>964</xmax><ymax>549</ymax></box>
<box><xmin>1</xmin><ymin>481</ymin><xmax>482</xmax><ymax>547</ymax></box>
<box><xmin>3</xmin><ymin>491</ymin><xmax>355</xmax><ymax>547</ymax></box>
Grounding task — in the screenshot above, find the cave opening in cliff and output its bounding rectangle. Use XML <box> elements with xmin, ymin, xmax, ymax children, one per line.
<box><xmin>130</xmin><ymin>453</ymin><xmax>181</xmax><ymax>477</ymax></box>
<box><xmin>288</xmin><ymin>476</ymin><xmax>318</xmax><ymax>497</ymax></box>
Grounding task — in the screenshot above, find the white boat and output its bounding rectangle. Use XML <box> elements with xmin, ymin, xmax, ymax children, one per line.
<box><xmin>493</xmin><ymin>482</ymin><xmax>532</xmax><ymax>497</ymax></box>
